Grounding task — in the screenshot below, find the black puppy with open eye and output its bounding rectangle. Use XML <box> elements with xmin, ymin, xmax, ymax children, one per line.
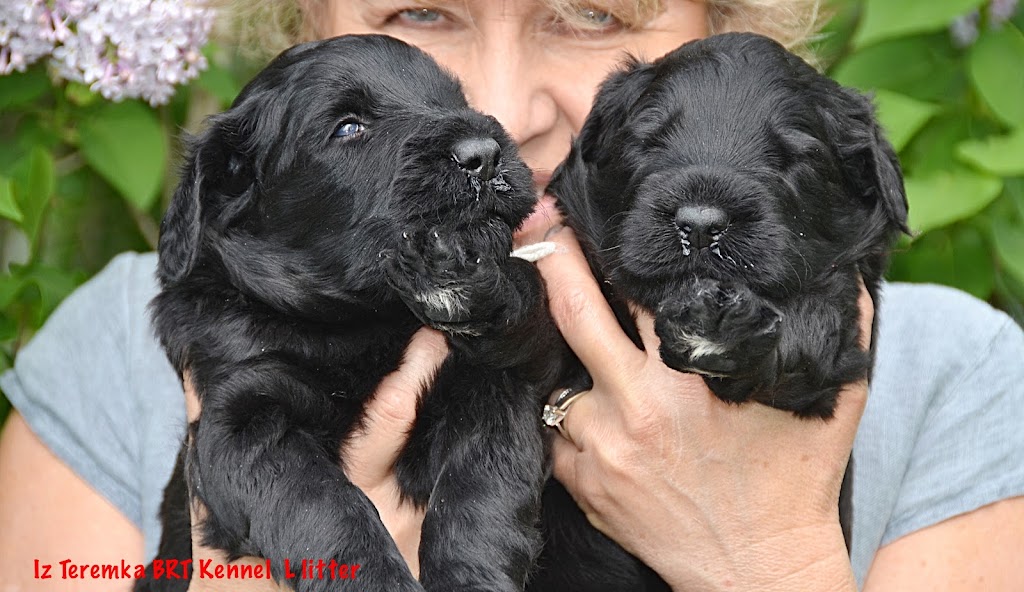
<box><xmin>529</xmin><ymin>32</ymin><xmax>908</xmax><ymax>592</ymax></box>
<box><xmin>137</xmin><ymin>35</ymin><xmax>564</xmax><ymax>592</ymax></box>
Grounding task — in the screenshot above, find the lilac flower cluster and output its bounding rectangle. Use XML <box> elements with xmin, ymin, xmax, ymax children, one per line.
<box><xmin>0</xmin><ymin>0</ymin><xmax>215</xmax><ymax>105</ymax></box>
<box><xmin>0</xmin><ymin>2</ymin><xmax>56</xmax><ymax>74</ymax></box>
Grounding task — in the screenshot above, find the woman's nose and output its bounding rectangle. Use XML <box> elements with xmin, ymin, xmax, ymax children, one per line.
<box><xmin>460</xmin><ymin>34</ymin><xmax>559</xmax><ymax>147</ymax></box>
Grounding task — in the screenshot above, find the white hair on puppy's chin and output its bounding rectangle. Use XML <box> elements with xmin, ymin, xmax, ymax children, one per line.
<box><xmin>414</xmin><ymin>286</ymin><xmax>468</xmax><ymax>319</ymax></box>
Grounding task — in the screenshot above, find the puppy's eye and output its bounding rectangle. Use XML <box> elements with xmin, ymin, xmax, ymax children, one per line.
<box><xmin>332</xmin><ymin>118</ymin><xmax>366</xmax><ymax>140</ymax></box>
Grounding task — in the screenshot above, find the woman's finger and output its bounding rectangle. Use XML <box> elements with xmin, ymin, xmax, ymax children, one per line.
<box><xmin>344</xmin><ymin>327</ymin><xmax>448</xmax><ymax>487</ymax></box>
<box><xmin>631</xmin><ymin>307</ymin><xmax>660</xmax><ymax>356</ymax></box>
<box><xmin>536</xmin><ymin>227</ymin><xmax>647</xmax><ymax>387</ymax></box>
<box><xmin>547</xmin><ymin>390</ymin><xmax>608</xmax><ymax>521</ymax></box>
<box><xmin>183</xmin><ymin>371</ymin><xmax>200</xmax><ymax>423</ymax></box>
<box><xmin>857</xmin><ymin>278</ymin><xmax>875</xmax><ymax>351</ymax></box>
<box><xmin>548</xmin><ymin>387</ymin><xmax>604</xmax><ymax>453</ymax></box>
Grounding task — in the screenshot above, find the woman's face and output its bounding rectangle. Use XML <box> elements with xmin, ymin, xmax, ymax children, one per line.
<box><xmin>322</xmin><ymin>0</ymin><xmax>708</xmax><ymax>211</ymax></box>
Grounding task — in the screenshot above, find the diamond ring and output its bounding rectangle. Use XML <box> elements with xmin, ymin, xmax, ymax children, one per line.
<box><xmin>542</xmin><ymin>387</ymin><xmax>589</xmax><ymax>444</ymax></box>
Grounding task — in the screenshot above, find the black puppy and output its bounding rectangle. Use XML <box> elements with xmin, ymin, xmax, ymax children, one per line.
<box><xmin>528</xmin><ymin>33</ymin><xmax>908</xmax><ymax>592</ymax></box>
<box><xmin>138</xmin><ymin>35</ymin><xmax>563</xmax><ymax>592</ymax></box>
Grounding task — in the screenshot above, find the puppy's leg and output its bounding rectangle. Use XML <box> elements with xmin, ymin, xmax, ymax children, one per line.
<box><xmin>530</xmin><ymin>480</ymin><xmax>669</xmax><ymax>592</ymax></box>
<box><xmin>410</xmin><ymin>370</ymin><xmax>546</xmax><ymax>592</ymax></box>
<box><xmin>192</xmin><ymin>359</ymin><xmax>422</xmax><ymax>592</ymax></box>
<box><xmin>655</xmin><ymin>277</ymin><xmax>782</xmax><ymax>397</ymax></box>
<box><xmin>400</xmin><ymin>259</ymin><xmax>559</xmax><ymax>592</ymax></box>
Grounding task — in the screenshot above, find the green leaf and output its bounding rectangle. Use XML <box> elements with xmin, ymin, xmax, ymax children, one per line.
<box><xmin>902</xmin><ymin>114</ymin><xmax>973</xmax><ymax>174</ymax></box>
<box><xmin>20</xmin><ymin>266</ymin><xmax>81</xmax><ymax>322</ymax></box>
<box><xmin>0</xmin><ymin>313</ymin><xmax>17</xmax><ymax>343</ymax></box>
<box><xmin>0</xmin><ymin>177</ymin><xmax>24</xmax><ymax>223</ymax></box>
<box><xmin>951</xmin><ymin>225</ymin><xmax>996</xmax><ymax>299</ymax></box>
<box><xmin>853</xmin><ymin>0</ymin><xmax>985</xmax><ymax>48</ymax></box>
<box><xmin>888</xmin><ymin>225</ymin><xmax>994</xmax><ymax>299</ymax></box>
<box><xmin>871</xmin><ymin>90</ymin><xmax>940</xmax><ymax>152</ymax></box>
<box><xmin>9</xmin><ymin>147</ymin><xmax>56</xmax><ymax>244</ymax></box>
<box><xmin>0</xmin><ymin>65</ymin><xmax>51</xmax><ymax>111</ymax></box>
<box><xmin>77</xmin><ymin>101</ymin><xmax>166</xmax><ymax>210</ymax></box>
<box><xmin>969</xmin><ymin>25</ymin><xmax>1024</xmax><ymax>128</ymax></box>
<box><xmin>65</xmin><ymin>81</ymin><xmax>100</xmax><ymax>107</ymax></box>
<box><xmin>1007</xmin><ymin>178</ymin><xmax>1024</xmax><ymax>221</ymax></box>
<box><xmin>905</xmin><ymin>170</ymin><xmax>1003</xmax><ymax>236</ymax></box>
<box><xmin>196</xmin><ymin>61</ymin><xmax>242</xmax><ymax>106</ymax></box>
<box><xmin>0</xmin><ymin>275</ymin><xmax>27</xmax><ymax>309</ymax></box>
<box><xmin>830</xmin><ymin>37</ymin><xmax>961</xmax><ymax>103</ymax></box>
<box><xmin>956</xmin><ymin>129</ymin><xmax>1024</xmax><ymax>176</ymax></box>
<box><xmin>992</xmin><ymin>220</ymin><xmax>1024</xmax><ymax>286</ymax></box>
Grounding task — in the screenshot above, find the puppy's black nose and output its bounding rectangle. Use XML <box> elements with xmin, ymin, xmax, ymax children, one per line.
<box><xmin>675</xmin><ymin>206</ymin><xmax>728</xmax><ymax>250</ymax></box>
<box><xmin>453</xmin><ymin>137</ymin><xmax>500</xmax><ymax>181</ymax></box>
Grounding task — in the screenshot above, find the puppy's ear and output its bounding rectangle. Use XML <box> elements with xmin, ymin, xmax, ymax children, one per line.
<box><xmin>158</xmin><ymin>120</ymin><xmax>254</xmax><ymax>283</ymax></box>
<box><xmin>818</xmin><ymin>86</ymin><xmax>910</xmax><ymax>234</ymax></box>
<box><xmin>577</xmin><ymin>58</ymin><xmax>655</xmax><ymax>163</ymax></box>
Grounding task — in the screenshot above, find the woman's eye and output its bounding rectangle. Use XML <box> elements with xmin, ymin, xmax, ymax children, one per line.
<box><xmin>579</xmin><ymin>8</ymin><xmax>615</xmax><ymax>27</ymax></box>
<box><xmin>550</xmin><ymin>6</ymin><xmax>624</xmax><ymax>35</ymax></box>
<box><xmin>332</xmin><ymin>120</ymin><xmax>366</xmax><ymax>139</ymax></box>
<box><xmin>396</xmin><ymin>8</ymin><xmax>443</xmax><ymax>25</ymax></box>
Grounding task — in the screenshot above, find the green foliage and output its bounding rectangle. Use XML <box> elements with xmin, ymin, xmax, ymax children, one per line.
<box><xmin>853</xmin><ymin>0</ymin><xmax>987</xmax><ymax>47</ymax></box>
<box><xmin>904</xmin><ymin>171</ymin><xmax>1003</xmax><ymax>235</ymax></box>
<box><xmin>825</xmin><ymin>0</ymin><xmax>1024</xmax><ymax>323</ymax></box>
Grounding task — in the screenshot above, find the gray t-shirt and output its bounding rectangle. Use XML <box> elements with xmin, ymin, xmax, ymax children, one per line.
<box><xmin>3</xmin><ymin>252</ymin><xmax>1023</xmax><ymax>587</ymax></box>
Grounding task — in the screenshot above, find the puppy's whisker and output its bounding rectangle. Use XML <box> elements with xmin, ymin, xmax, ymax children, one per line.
<box><xmin>781</xmin><ymin>227</ymin><xmax>813</xmax><ymax>278</ymax></box>
<box><xmin>601</xmin><ymin>210</ymin><xmax>633</xmax><ymax>235</ymax></box>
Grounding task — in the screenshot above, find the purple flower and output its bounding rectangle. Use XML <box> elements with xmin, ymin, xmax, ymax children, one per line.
<box><xmin>988</xmin><ymin>0</ymin><xmax>1020</xmax><ymax>27</ymax></box>
<box><xmin>0</xmin><ymin>1</ymin><xmax>57</xmax><ymax>74</ymax></box>
<box><xmin>950</xmin><ymin>9</ymin><xmax>981</xmax><ymax>47</ymax></box>
<box><xmin>1</xmin><ymin>0</ymin><xmax>215</xmax><ymax>106</ymax></box>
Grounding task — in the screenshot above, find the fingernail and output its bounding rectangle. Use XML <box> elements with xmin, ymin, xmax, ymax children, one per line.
<box><xmin>543</xmin><ymin>224</ymin><xmax>566</xmax><ymax>240</ymax></box>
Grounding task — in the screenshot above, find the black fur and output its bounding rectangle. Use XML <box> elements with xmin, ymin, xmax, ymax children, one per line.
<box><xmin>529</xmin><ymin>33</ymin><xmax>908</xmax><ymax>592</ymax></box>
<box><xmin>137</xmin><ymin>35</ymin><xmax>565</xmax><ymax>592</ymax></box>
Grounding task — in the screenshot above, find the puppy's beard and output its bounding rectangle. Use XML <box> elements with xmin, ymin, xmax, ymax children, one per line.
<box><xmin>414</xmin><ymin>286</ymin><xmax>469</xmax><ymax>322</ymax></box>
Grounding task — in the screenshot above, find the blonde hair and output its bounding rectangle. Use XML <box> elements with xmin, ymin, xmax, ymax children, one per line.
<box><xmin>215</xmin><ymin>0</ymin><xmax>825</xmax><ymax>64</ymax></box>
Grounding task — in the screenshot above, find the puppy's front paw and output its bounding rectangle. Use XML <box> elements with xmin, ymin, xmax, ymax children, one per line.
<box><xmin>656</xmin><ymin>278</ymin><xmax>781</xmax><ymax>385</ymax></box>
<box><xmin>383</xmin><ymin>226</ymin><xmax>507</xmax><ymax>332</ymax></box>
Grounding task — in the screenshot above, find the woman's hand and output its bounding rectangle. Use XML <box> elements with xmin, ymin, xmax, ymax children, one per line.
<box><xmin>535</xmin><ymin>225</ymin><xmax>869</xmax><ymax>592</ymax></box>
<box><xmin>182</xmin><ymin>328</ymin><xmax>446</xmax><ymax>590</ymax></box>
